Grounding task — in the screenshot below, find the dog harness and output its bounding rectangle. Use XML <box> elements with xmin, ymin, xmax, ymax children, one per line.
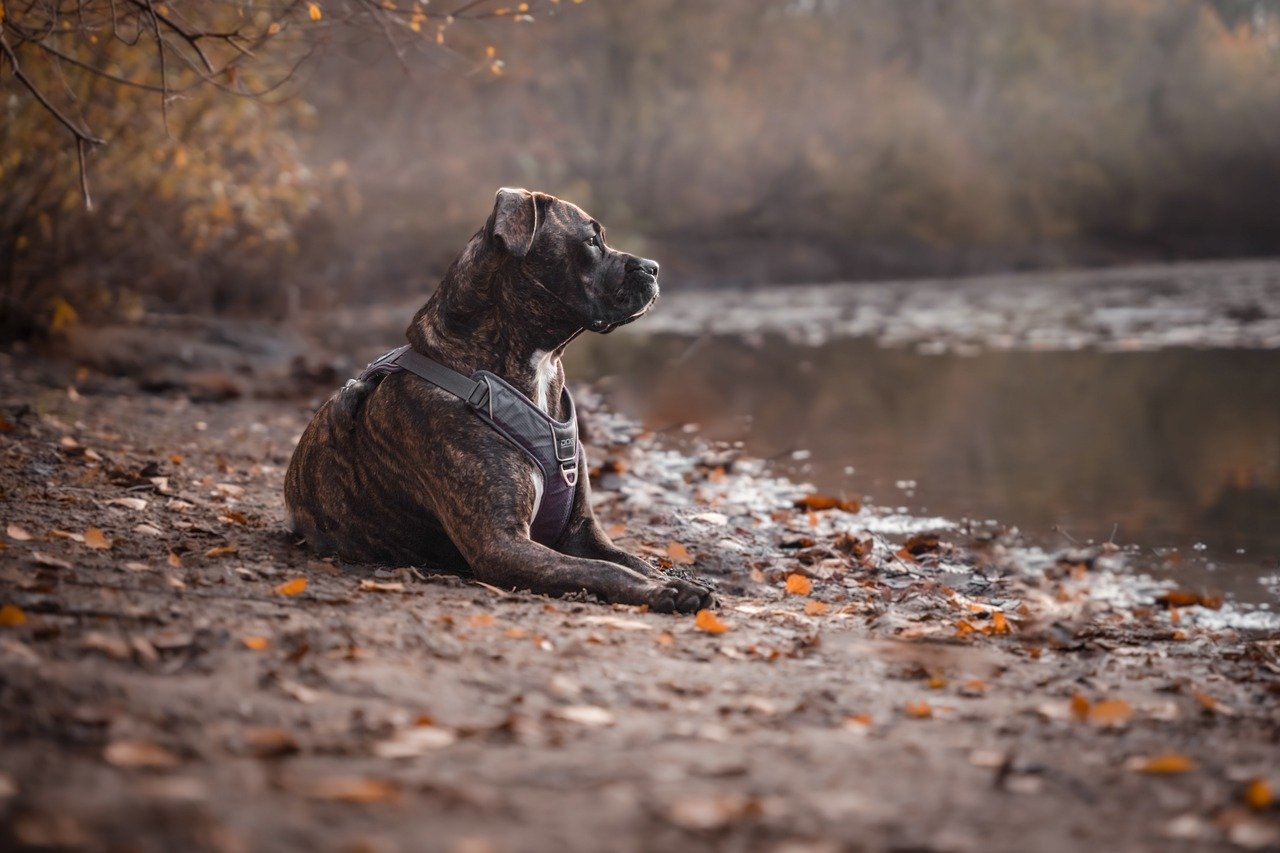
<box><xmin>357</xmin><ymin>345</ymin><xmax>579</xmax><ymax>547</ymax></box>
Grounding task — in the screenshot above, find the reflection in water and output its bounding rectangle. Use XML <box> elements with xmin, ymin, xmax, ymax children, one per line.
<box><xmin>569</xmin><ymin>334</ymin><xmax>1280</xmax><ymax>603</ymax></box>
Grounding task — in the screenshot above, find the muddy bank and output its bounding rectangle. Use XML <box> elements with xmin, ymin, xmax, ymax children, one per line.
<box><xmin>1</xmin><ymin>347</ymin><xmax>1279</xmax><ymax>852</ymax></box>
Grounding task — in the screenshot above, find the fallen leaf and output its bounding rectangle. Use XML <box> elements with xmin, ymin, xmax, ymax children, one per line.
<box><xmin>1158</xmin><ymin>589</ymin><xmax>1224</xmax><ymax>610</ymax></box>
<box><xmin>6</xmin><ymin>524</ymin><xmax>33</xmax><ymax>542</ymax></box>
<box><xmin>167</xmin><ymin>551</ymin><xmax>183</xmax><ymax>568</ymax></box>
<box><xmin>794</xmin><ymin>494</ymin><xmax>861</xmax><ymax>513</ymax></box>
<box><xmin>605</xmin><ymin>522</ymin><xmax>627</xmax><ymax>538</ymax></box>
<box><xmin>104</xmin><ymin>740</ymin><xmax>180</xmax><ymax>770</ymax></box>
<box><xmin>1245</xmin><ymin>778</ymin><xmax>1273</xmax><ymax>811</ymax></box>
<box><xmin>83</xmin><ymin>528</ymin><xmax>112</xmax><ymax>550</ymax></box>
<box><xmin>954</xmin><ymin>619</ymin><xmax>978</xmax><ymax>639</ymax></box>
<box><xmin>242</xmin><ymin>726</ymin><xmax>300</xmax><ymax>758</ymax></box>
<box><xmin>666</xmin><ymin>541</ymin><xmax>695</xmax><ymax>565</ymax></box>
<box><xmin>1127</xmin><ymin>753</ymin><xmax>1195</xmax><ymax>774</ymax></box>
<box><xmin>694</xmin><ymin>608</ymin><xmax>730</xmax><ymax>634</ymax></box>
<box><xmin>220</xmin><ymin>510</ymin><xmax>250</xmax><ymax>526</ymax></box>
<box><xmin>990</xmin><ymin>611</ymin><xmax>1011</xmax><ymax>634</ymax></box>
<box><xmin>904</xmin><ymin>701</ymin><xmax>933</xmax><ymax>719</ymax></box>
<box><xmin>549</xmin><ymin>705</ymin><xmax>616</xmax><ymax>727</ymax></box>
<box><xmin>803</xmin><ymin>601</ymin><xmax>829</xmax><ymax>616</ymax></box>
<box><xmin>784</xmin><ymin>573</ymin><xmax>812</xmax><ymax>596</ymax></box>
<box><xmin>109</xmin><ymin>497</ymin><xmax>148</xmax><ymax>512</ymax></box>
<box><xmin>1070</xmin><ymin>693</ymin><xmax>1091</xmax><ymax>722</ymax></box>
<box><xmin>274</xmin><ymin>577</ymin><xmax>307</xmax><ymax>596</ymax></box>
<box><xmin>843</xmin><ymin>713</ymin><xmax>873</xmax><ymax>728</ymax></box>
<box><xmin>374</xmin><ymin>726</ymin><xmax>457</xmax><ymax>758</ymax></box>
<box><xmin>1087</xmin><ymin>699</ymin><xmax>1134</xmax><ymax>727</ymax></box>
<box><xmin>81</xmin><ymin>631</ymin><xmax>132</xmax><ymax>659</ymax></box>
<box><xmin>205</xmin><ymin>544</ymin><xmax>239</xmax><ymax>558</ymax></box>
<box><xmin>0</xmin><ymin>605</ymin><xmax>27</xmax><ymax>627</ymax></box>
<box><xmin>902</xmin><ymin>533</ymin><xmax>941</xmax><ymax>555</ymax></box>
<box><xmin>241</xmin><ymin>636</ymin><xmax>270</xmax><ymax>651</ymax></box>
<box><xmin>30</xmin><ymin>548</ymin><xmax>70</xmax><ymax>568</ymax></box>
<box><xmin>468</xmin><ymin>613</ymin><xmax>496</xmax><ymax>627</ymax></box>
<box><xmin>359</xmin><ymin>580</ymin><xmax>405</xmax><ymax>593</ymax></box>
<box><xmin>306</xmin><ymin>776</ymin><xmax>400</xmax><ymax>804</ymax></box>
<box><xmin>656</xmin><ymin>631</ymin><xmax>675</xmax><ymax>646</ymax></box>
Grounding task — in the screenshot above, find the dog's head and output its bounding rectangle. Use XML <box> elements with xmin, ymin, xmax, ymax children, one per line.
<box><xmin>484</xmin><ymin>188</ymin><xmax>659</xmax><ymax>334</ymax></box>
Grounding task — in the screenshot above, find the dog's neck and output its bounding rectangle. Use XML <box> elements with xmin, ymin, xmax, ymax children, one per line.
<box><xmin>405</xmin><ymin>248</ymin><xmax>581</xmax><ymax>416</ymax></box>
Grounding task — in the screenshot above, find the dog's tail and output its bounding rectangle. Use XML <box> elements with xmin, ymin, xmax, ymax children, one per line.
<box><xmin>330</xmin><ymin>378</ymin><xmax>377</xmax><ymax>431</ymax></box>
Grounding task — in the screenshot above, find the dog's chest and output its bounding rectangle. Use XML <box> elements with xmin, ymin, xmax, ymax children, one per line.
<box><xmin>530</xmin><ymin>350</ymin><xmax>557</xmax><ymax>412</ymax></box>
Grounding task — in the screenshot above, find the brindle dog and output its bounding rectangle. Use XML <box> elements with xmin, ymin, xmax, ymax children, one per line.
<box><xmin>285</xmin><ymin>188</ymin><xmax>716</xmax><ymax>613</ymax></box>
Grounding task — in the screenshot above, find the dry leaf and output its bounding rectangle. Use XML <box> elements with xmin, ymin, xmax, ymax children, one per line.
<box><xmin>109</xmin><ymin>497</ymin><xmax>148</xmax><ymax>511</ymax></box>
<box><xmin>666</xmin><ymin>541</ymin><xmax>695</xmax><ymax>565</ymax></box>
<box><xmin>803</xmin><ymin>601</ymin><xmax>829</xmax><ymax>616</ymax></box>
<box><xmin>794</xmin><ymin>494</ymin><xmax>861</xmax><ymax>513</ymax></box>
<box><xmin>1244</xmin><ymin>778</ymin><xmax>1273</xmax><ymax>811</ymax></box>
<box><xmin>274</xmin><ymin>577</ymin><xmax>307</xmax><ymax>597</ymax></box>
<box><xmin>1087</xmin><ymin>699</ymin><xmax>1134</xmax><ymax>727</ymax></box>
<box><xmin>242</xmin><ymin>727</ymin><xmax>300</xmax><ymax>758</ymax></box>
<box><xmin>220</xmin><ymin>510</ymin><xmax>250</xmax><ymax>526</ymax></box>
<box><xmin>550</xmin><ymin>705</ymin><xmax>616</xmax><ymax>727</ymax></box>
<box><xmin>104</xmin><ymin>740</ymin><xmax>180</xmax><ymax>770</ymax></box>
<box><xmin>359</xmin><ymin>580</ymin><xmax>405</xmax><ymax>593</ymax></box>
<box><xmin>1070</xmin><ymin>693</ymin><xmax>1091</xmax><ymax>722</ymax></box>
<box><xmin>167</xmin><ymin>551</ymin><xmax>183</xmax><ymax>568</ymax></box>
<box><xmin>1127</xmin><ymin>753</ymin><xmax>1195</xmax><ymax>774</ymax></box>
<box><xmin>0</xmin><ymin>604</ymin><xmax>27</xmax><ymax>627</ymax></box>
<box><xmin>605</xmin><ymin>522</ymin><xmax>627</xmax><ymax>538</ymax></box>
<box><xmin>30</xmin><ymin>548</ymin><xmax>70</xmax><ymax>568</ymax></box>
<box><xmin>990</xmin><ymin>611</ymin><xmax>1011</xmax><ymax>634</ymax></box>
<box><xmin>205</xmin><ymin>544</ymin><xmax>238</xmax><ymax>558</ymax></box>
<box><xmin>307</xmin><ymin>2</ymin><xmax>323</xmax><ymax>21</ymax></box>
<box><xmin>904</xmin><ymin>701</ymin><xmax>933</xmax><ymax>719</ymax></box>
<box><xmin>83</xmin><ymin>528</ymin><xmax>112</xmax><ymax>550</ymax></box>
<box><xmin>694</xmin><ymin>608</ymin><xmax>730</xmax><ymax>634</ymax></box>
<box><xmin>784</xmin><ymin>573</ymin><xmax>812</xmax><ymax>596</ymax></box>
<box><xmin>6</xmin><ymin>524</ymin><xmax>33</xmax><ymax>542</ymax></box>
<box><xmin>468</xmin><ymin>613</ymin><xmax>496</xmax><ymax>627</ymax></box>
<box><xmin>81</xmin><ymin>631</ymin><xmax>131</xmax><ymax>659</ymax></box>
<box><xmin>374</xmin><ymin>726</ymin><xmax>457</xmax><ymax>758</ymax></box>
<box><xmin>656</xmin><ymin>631</ymin><xmax>675</xmax><ymax>646</ymax></box>
<box><xmin>306</xmin><ymin>776</ymin><xmax>400</xmax><ymax>804</ymax></box>
<box><xmin>241</xmin><ymin>636</ymin><xmax>270</xmax><ymax>651</ymax></box>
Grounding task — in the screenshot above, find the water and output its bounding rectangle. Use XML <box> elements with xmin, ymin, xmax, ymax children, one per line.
<box><xmin>569</xmin><ymin>333</ymin><xmax>1280</xmax><ymax>604</ymax></box>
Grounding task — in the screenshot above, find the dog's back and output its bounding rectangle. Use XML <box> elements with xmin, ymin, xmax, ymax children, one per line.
<box><xmin>284</xmin><ymin>378</ymin><xmax>466</xmax><ymax>569</ymax></box>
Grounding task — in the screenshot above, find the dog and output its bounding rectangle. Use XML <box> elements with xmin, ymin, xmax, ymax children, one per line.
<box><xmin>285</xmin><ymin>188</ymin><xmax>715</xmax><ymax>613</ymax></box>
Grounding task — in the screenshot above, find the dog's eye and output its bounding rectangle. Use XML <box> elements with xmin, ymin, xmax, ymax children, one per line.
<box><xmin>586</xmin><ymin>235</ymin><xmax>600</xmax><ymax>249</ymax></box>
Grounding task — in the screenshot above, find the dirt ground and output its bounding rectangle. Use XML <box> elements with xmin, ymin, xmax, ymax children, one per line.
<box><xmin>1</xmin><ymin>321</ymin><xmax>1279</xmax><ymax>853</ymax></box>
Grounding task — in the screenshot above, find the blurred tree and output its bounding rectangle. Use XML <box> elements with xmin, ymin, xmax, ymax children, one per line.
<box><xmin>0</xmin><ymin>0</ymin><xmax>568</xmax><ymax>340</ymax></box>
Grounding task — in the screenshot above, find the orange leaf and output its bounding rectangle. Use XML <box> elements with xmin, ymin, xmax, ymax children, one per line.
<box><xmin>927</xmin><ymin>674</ymin><xmax>948</xmax><ymax>690</ymax></box>
<box><xmin>954</xmin><ymin>619</ymin><xmax>977</xmax><ymax>639</ymax></box>
<box><xmin>656</xmin><ymin>631</ymin><xmax>675</xmax><ymax>646</ymax></box>
<box><xmin>1245</xmin><ymin>778</ymin><xmax>1273</xmax><ymax>811</ymax></box>
<box><xmin>84</xmin><ymin>527</ymin><xmax>112</xmax><ymax>550</ymax></box>
<box><xmin>167</xmin><ymin>551</ymin><xmax>183</xmax><ymax>568</ymax></box>
<box><xmin>666</xmin><ymin>541</ymin><xmax>695</xmax><ymax>566</ymax></box>
<box><xmin>205</xmin><ymin>544</ymin><xmax>239</xmax><ymax>558</ymax></box>
<box><xmin>605</xmin><ymin>522</ymin><xmax>626</xmax><ymax>539</ymax></box>
<box><xmin>794</xmin><ymin>494</ymin><xmax>860</xmax><ymax>513</ymax></box>
<box><xmin>990</xmin><ymin>611</ymin><xmax>1010</xmax><ymax>634</ymax></box>
<box><xmin>6</xmin><ymin>523</ymin><xmax>33</xmax><ymax>542</ymax></box>
<box><xmin>307</xmin><ymin>2</ymin><xmax>322</xmax><ymax>21</ymax></box>
<box><xmin>274</xmin><ymin>577</ymin><xmax>307</xmax><ymax>597</ymax></box>
<box><xmin>1070</xmin><ymin>693</ymin><xmax>1091</xmax><ymax>722</ymax></box>
<box><xmin>0</xmin><ymin>604</ymin><xmax>27</xmax><ymax>627</ymax></box>
<box><xmin>784</xmin><ymin>573</ymin><xmax>812</xmax><ymax>596</ymax></box>
<box><xmin>694</xmin><ymin>609</ymin><xmax>729</xmax><ymax>634</ymax></box>
<box><xmin>1130</xmin><ymin>753</ymin><xmax>1195</xmax><ymax>774</ymax></box>
<box><xmin>1087</xmin><ymin>699</ymin><xmax>1134</xmax><ymax>727</ymax></box>
<box><xmin>803</xmin><ymin>601</ymin><xmax>829</xmax><ymax>616</ymax></box>
<box><xmin>241</xmin><ymin>636</ymin><xmax>270</xmax><ymax>651</ymax></box>
<box><xmin>469</xmin><ymin>613</ymin><xmax>496</xmax><ymax>627</ymax></box>
<box><xmin>904</xmin><ymin>701</ymin><xmax>933</xmax><ymax>719</ymax></box>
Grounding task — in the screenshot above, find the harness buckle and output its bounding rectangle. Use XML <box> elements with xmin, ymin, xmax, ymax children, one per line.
<box><xmin>466</xmin><ymin>381</ymin><xmax>490</xmax><ymax>409</ymax></box>
<box><xmin>561</xmin><ymin>461</ymin><xmax>578</xmax><ymax>488</ymax></box>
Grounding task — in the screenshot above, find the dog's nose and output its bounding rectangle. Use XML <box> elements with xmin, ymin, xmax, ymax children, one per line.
<box><xmin>626</xmin><ymin>256</ymin><xmax>659</xmax><ymax>278</ymax></box>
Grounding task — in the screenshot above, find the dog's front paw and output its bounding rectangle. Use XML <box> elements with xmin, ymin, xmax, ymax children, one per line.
<box><xmin>644</xmin><ymin>577</ymin><xmax>716</xmax><ymax>614</ymax></box>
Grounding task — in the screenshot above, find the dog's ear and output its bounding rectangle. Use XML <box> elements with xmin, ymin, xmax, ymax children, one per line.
<box><xmin>490</xmin><ymin>187</ymin><xmax>539</xmax><ymax>259</ymax></box>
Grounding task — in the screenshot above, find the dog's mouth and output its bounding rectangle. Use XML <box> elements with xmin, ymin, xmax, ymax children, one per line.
<box><xmin>595</xmin><ymin>282</ymin><xmax>659</xmax><ymax>335</ymax></box>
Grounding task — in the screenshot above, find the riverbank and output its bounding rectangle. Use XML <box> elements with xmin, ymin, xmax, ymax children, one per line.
<box><xmin>1</xmin><ymin>344</ymin><xmax>1278</xmax><ymax>851</ymax></box>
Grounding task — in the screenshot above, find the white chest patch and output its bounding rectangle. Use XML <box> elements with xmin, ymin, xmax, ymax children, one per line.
<box><xmin>530</xmin><ymin>350</ymin><xmax>556</xmax><ymax>412</ymax></box>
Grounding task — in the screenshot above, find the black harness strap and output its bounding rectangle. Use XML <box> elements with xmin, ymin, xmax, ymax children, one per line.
<box><xmin>357</xmin><ymin>345</ymin><xmax>580</xmax><ymax>547</ymax></box>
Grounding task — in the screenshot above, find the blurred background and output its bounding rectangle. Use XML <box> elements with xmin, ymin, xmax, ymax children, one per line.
<box><xmin>3</xmin><ymin>0</ymin><xmax>1279</xmax><ymax>600</ymax></box>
